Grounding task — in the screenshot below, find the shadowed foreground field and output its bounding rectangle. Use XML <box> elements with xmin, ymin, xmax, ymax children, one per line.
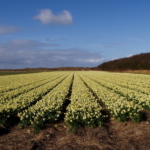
<box><xmin>0</xmin><ymin>115</ymin><xmax>150</xmax><ymax>150</ymax></box>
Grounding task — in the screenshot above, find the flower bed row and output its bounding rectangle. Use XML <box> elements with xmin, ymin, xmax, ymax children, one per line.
<box><xmin>65</xmin><ymin>73</ymin><xmax>104</xmax><ymax>131</ymax></box>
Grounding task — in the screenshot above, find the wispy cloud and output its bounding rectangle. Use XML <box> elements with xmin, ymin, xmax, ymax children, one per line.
<box><xmin>0</xmin><ymin>40</ymin><xmax>104</xmax><ymax>69</ymax></box>
<box><xmin>80</xmin><ymin>58</ymin><xmax>104</xmax><ymax>63</ymax></box>
<box><xmin>46</xmin><ymin>39</ymin><xmax>59</xmax><ymax>42</ymax></box>
<box><xmin>90</xmin><ymin>43</ymin><xmax>122</xmax><ymax>48</ymax></box>
<box><xmin>104</xmin><ymin>43</ymin><xmax>122</xmax><ymax>48</ymax></box>
<box><xmin>46</xmin><ymin>38</ymin><xmax>67</xmax><ymax>42</ymax></box>
<box><xmin>128</xmin><ymin>37</ymin><xmax>144</xmax><ymax>42</ymax></box>
<box><xmin>111</xmin><ymin>58</ymin><xmax>118</xmax><ymax>61</ymax></box>
<box><xmin>0</xmin><ymin>39</ymin><xmax>60</xmax><ymax>51</ymax></box>
<box><xmin>34</xmin><ymin>9</ymin><xmax>73</xmax><ymax>25</ymax></box>
<box><xmin>89</xmin><ymin>44</ymin><xmax>103</xmax><ymax>47</ymax></box>
<box><xmin>0</xmin><ymin>26</ymin><xmax>20</xmax><ymax>35</ymax></box>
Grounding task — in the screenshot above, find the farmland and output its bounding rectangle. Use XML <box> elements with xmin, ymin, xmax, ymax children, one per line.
<box><xmin>0</xmin><ymin>71</ymin><xmax>150</xmax><ymax>150</ymax></box>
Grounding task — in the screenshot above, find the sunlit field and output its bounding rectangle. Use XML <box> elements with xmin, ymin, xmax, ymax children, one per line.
<box><xmin>0</xmin><ymin>71</ymin><xmax>150</xmax><ymax>133</ymax></box>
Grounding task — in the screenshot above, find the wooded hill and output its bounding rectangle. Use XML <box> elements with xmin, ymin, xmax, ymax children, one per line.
<box><xmin>96</xmin><ymin>53</ymin><xmax>150</xmax><ymax>71</ymax></box>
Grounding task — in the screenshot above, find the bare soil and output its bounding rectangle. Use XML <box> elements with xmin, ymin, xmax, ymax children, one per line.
<box><xmin>1</xmin><ymin>112</ymin><xmax>150</xmax><ymax>150</ymax></box>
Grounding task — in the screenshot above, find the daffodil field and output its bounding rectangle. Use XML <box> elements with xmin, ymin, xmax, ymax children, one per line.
<box><xmin>0</xmin><ymin>71</ymin><xmax>150</xmax><ymax>132</ymax></box>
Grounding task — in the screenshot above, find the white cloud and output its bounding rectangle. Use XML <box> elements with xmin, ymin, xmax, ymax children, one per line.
<box><xmin>52</xmin><ymin>56</ymin><xmax>67</xmax><ymax>61</ymax></box>
<box><xmin>0</xmin><ymin>26</ymin><xmax>19</xmax><ymax>35</ymax></box>
<box><xmin>85</xmin><ymin>58</ymin><xmax>104</xmax><ymax>63</ymax></box>
<box><xmin>34</xmin><ymin>9</ymin><xmax>73</xmax><ymax>25</ymax></box>
<box><xmin>77</xmin><ymin>58</ymin><xmax>104</xmax><ymax>63</ymax></box>
<box><xmin>111</xmin><ymin>58</ymin><xmax>118</xmax><ymax>61</ymax></box>
<box><xmin>104</xmin><ymin>43</ymin><xmax>122</xmax><ymax>47</ymax></box>
<box><xmin>126</xmin><ymin>54</ymin><xmax>133</xmax><ymax>58</ymax></box>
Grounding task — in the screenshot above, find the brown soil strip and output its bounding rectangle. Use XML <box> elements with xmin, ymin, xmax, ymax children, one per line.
<box><xmin>1</xmin><ymin>119</ymin><xmax>150</xmax><ymax>150</ymax></box>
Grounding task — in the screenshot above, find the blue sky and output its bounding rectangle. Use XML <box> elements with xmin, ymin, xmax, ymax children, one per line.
<box><xmin>0</xmin><ymin>0</ymin><xmax>150</xmax><ymax>69</ymax></box>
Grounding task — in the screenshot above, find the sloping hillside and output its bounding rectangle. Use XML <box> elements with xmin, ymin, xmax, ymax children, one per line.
<box><xmin>96</xmin><ymin>53</ymin><xmax>150</xmax><ymax>71</ymax></box>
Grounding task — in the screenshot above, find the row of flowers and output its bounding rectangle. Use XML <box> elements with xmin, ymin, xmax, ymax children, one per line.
<box><xmin>18</xmin><ymin>73</ymin><xmax>73</xmax><ymax>132</ymax></box>
<box><xmin>0</xmin><ymin>73</ymin><xmax>68</xmax><ymax>125</ymax></box>
<box><xmin>64</xmin><ymin>73</ymin><xmax>104</xmax><ymax>131</ymax></box>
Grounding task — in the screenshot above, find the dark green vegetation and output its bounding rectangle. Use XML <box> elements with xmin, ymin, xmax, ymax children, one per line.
<box><xmin>96</xmin><ymin>53</ymin><xmax>150</xmax><ymax>71</ymax></box>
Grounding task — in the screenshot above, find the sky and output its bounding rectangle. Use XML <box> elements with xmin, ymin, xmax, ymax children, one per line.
<box><xmin>0</xmin><ymin>0</ymin><xmax>150</xmax><ymax>69</ymax></box>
